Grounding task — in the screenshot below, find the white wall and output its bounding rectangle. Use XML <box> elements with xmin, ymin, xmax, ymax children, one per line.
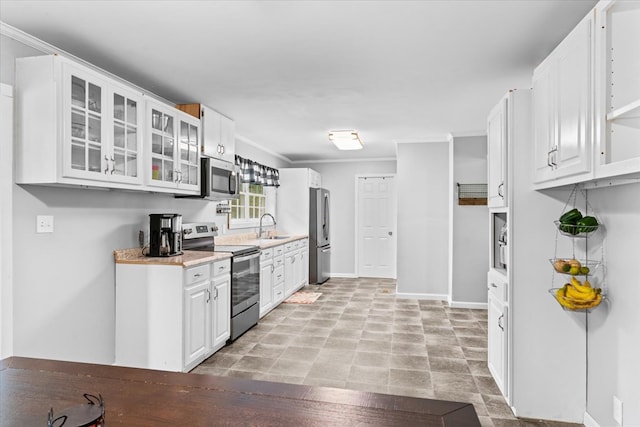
<box><xmin>396</xmin><ymin>142</ymin><xmax>449</xmax><ymax>298</ymax></box>
<box><xmin>1</xmin><ymin>83</ymin><xmax>14</xmax><ymax>358</ymax></box>
<box><xmin>450</xmin><ymin>136</ymin><xmax>489</xmax><ymax>306</ymax></box>
<box><xmin>586</xmin><ymin>183</ymin><xmax>640</xmax><ymax>427</ymax></box>
<box><xmin>295</xmin><ymin>160</ymin><xmax>397</xmax><ymax>277</ymax></box>
<box><xmin>12</xmin><ymin>186</ymin><xmax>221</xmax><ymax>363</ymax></box>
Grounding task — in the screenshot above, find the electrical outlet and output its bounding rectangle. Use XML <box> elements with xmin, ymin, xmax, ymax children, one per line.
<box><xmin>613</xmin><ymin>395</ymin><xmax>623</xmax><ymax>425</ymax></box>
<box><xmin>36</xmin><ymin>215</ymin><xmax>54</xmax><ymax>233</ymax></box>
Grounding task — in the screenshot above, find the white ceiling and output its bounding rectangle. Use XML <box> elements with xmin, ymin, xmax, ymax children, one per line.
<box><xmin>0</xmin><ymin>0</ymin><xmax>597</xmax><ymax>162</ymax></box>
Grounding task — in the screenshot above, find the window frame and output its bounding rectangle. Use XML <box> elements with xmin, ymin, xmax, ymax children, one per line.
<box><xmin>228</xmin><ymin>183</ymin><xmax>275</xmax><ymax>229</ymax></box>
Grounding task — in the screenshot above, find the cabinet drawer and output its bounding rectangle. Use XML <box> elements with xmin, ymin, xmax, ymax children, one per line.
<box><xmin>487</xmin><ymin>271</ymin><xmax>507</xmax><ymax>301</ymax></box>
<box><xmin>274</xmin><ymin>265</ymin><xmax>285</xmax><ymax>286</ymax></box>
<box><xmin>260</xmin><ymin>248</ymin><xmax>273</xmax><ymax>262</ymax></box>
<box><xmin>212</xmin><ymin>259</ymin><xmax>231</xmax><ymax>277</ymax></box>
<box><xmin>273</xmin><ymin>284</ymin><xmax>285</xmax><ymax>304</ymax></box>
<box><xmin>273</xmin><ymin>254</ymin><xmax>284</xmax><ymax>269</ymax></box>
<box><xmin>185</xmin><ymin>264</ymin><xmax>210</xmax><ymax>285</ymax></box>
<box><xmin>284</xmin><ymin>242</ymin><xmax>295</xmax><ymax>252</ymax></box>
<box><xmin>273</xmin><ymin>245</ymin><xmax>284</xmax><ymax>257</ymax></box>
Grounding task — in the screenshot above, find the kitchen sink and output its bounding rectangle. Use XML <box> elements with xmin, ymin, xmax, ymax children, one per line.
<box><xmin>262</xmin><ymin>235</ymin><xmax>290</xmax><ymax>240</ymax></box>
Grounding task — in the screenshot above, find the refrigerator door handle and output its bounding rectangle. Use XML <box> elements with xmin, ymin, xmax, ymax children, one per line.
<box><xmin>323</xmin><ymin>193</ymin><xmax>329</xmax><ymax>241</ymax></box>
<box><xmin>321</xmin><ymin>247</ymin><xmax>331</xmax><ymax>253</ymax></box>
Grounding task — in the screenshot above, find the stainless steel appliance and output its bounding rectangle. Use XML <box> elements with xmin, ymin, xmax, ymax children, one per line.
<box><xmin>309</xmin><ymin>188</ymin><xmax>330</xmax><ymax>284</ymax></box>
<box><xmin>148</xmin><ymin>214</ymin><xmax>182</xmax><ymax>257</ymax></box>
<box><xmin>182</xmin><ymin>222</ymin><xmax>261</xmax><ymax>342</ymax></box>
<box><xmin>201</xmin><ymin>157</ymin><xmax>240</xmax><ymax>200</ymax></box>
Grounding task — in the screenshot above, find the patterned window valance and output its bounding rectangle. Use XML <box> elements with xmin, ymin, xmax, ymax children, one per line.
<box><xmin>235</xmin><ymin>155</ymin><xmax>280</xmax><ymax>187</ymax></box>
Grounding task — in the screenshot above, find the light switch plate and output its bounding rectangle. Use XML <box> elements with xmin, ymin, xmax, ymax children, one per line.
<box><xmin>613</xmin><ymin>395</ymin><xmax>623</xmax><ymax>425</ymax></box>
<box><xmin>36</xmin><ymin>215</ymin><xmax>54</xmax><ymax>233</ymax></box>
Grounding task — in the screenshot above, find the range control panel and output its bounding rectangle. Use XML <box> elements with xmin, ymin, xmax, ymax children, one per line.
<box><xmin>182</xmin><ymin>222</ymin><xmax>219</xmax><ymax>239</ymax></box>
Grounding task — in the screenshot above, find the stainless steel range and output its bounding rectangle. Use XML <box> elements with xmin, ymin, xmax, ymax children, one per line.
<box><xmin>182</xmin><ymin>222</ymin><xmax>261</xmax><ymax>342</ymax></box>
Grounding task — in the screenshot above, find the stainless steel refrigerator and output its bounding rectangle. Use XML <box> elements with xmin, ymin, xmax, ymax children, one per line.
<box><xmin>309</xmin><ymin>188</ymin><xmax>330</xmax><ymax>284</ymax></box>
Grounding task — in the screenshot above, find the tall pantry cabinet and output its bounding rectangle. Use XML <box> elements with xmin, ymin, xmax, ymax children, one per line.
<box><xmin>487</xmin><ymin>90</ymin><xmax>586</xmax><ymax>421</ymax></box>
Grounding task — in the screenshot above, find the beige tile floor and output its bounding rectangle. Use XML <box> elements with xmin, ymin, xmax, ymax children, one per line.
<box><xmin>193</xmin><ymin>278</ymin><xmax>582</xmax><ymax>427</ymax></box>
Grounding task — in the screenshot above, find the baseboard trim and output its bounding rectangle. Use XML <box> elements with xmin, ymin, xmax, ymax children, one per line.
<box><xmin>583</xmin><ymin>412</ymin><xmax>600</xmax><ymax>427</ymax></box>
<box><xmin>328</xmin><ymin>273</ymin><xmax>358</xmax><ymax>279</ymax></box>
<box><xmin>449</xmin><ymin>301</ymin><xmax>488</xmax><ymax>310</ymax></box>
<box><xmin>395</xmin><ymin>292</ymin><xmax>448</xmax><ymax>301</ymax></box>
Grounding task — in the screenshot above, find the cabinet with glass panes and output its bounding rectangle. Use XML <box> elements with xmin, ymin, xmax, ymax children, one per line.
<box><xmin>16</xmin><ymin>55</ymin><xmax>143</xmax><ymax>188</ymax></box>
<box><xmin>145</xmin><ymin>100</ymin><xmax>200</xmax><ymax>194</ymax></box>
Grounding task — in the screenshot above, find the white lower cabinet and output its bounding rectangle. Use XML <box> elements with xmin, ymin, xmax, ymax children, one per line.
<box><xmin>259</xmin><ymin>248</ymin><xmax>274</xmax><ymax>318</ymax></box>
<box><xmin>259</xmin><ymin>243</ymin><xmax>292</xmax><ymax>317</ymax></box>
<box><xmin>284</xmin><ymin>248</ymin><xmax>299</xmax><ymax>298</ymax></box>
<box><xmin>487</xmin><ymin>270</ymin><xmax>508</xmax><ymax>399</ymax></box>
<box><xmin>212</xmin><ymin>271</ymin><xmax>230</xmax><ymax>349</ymax></box>
<box><xmin>259</xmin><ymin>239</ymin><xmax>308</xmax><ymax>312</ymax></box>
<box><xmin>184</xmin><ymin>280</ymin><xmax>210</xmax><ymax>369</ymax></box>
<box><xmin>299</xmin><ymin>239</ymin><xmax>309</xmax><ymax>288</ymax></box>
<box><xmin>115</xmin><ymin>258</ymin><xmax>231</xmax><ymax>372</ymax></box>
<box><xmin>284</xmin><ymin>239</ymin><xmax>309</xmax><ymax>298</ymax></box>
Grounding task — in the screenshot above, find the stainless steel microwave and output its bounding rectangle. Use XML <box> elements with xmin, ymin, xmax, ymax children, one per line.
<box><xmin>201</xmin><ymin>157</ymin><xmax>240</xmax><ymax>200</ymax></box>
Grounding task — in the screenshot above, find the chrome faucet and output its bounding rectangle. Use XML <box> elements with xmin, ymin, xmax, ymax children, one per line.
<box><xmin>259</xmin><ymin>213</ymin><xmax>276</xmax><ymax>238</ymax></box>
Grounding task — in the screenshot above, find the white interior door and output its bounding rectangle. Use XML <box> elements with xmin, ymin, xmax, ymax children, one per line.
<box><xmin>357</xmin><ymin>176</ymin><xmax>397</xmax><ymax>278</ymax></box>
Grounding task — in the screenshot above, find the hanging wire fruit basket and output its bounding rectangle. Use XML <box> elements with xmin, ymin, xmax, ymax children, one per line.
<box><xmin>549</xmin><ymin>286</ymin><xmax>606</xmax><ymax>313</ymax></box>
<box><xmin>549</xmin><ymin>258</ymin><xmax>601</xmax><ymax>276</ymax></box>
<box><xmin>554</xmin><ymin>187</ymin><xmax>601</xmax><ymax>238</ymax></box>
<box><xmin>548</xmin><ymin>184</ymin><xmax>606</xmax><ymax>313</ymax></box>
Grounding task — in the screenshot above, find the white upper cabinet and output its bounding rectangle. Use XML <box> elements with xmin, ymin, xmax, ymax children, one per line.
<box><xmin>487</xmin><ymin>97</ymin><xmax>508</xmax><ymax>207</ymax></box>
<box><xmin>532</xmin><ymin>0</ymin><xmax>640</xmax><ymax>189</ymax></box>
<box><xmin>146</xmin><ymin>100</ymin><xmax>200</xmax><ymax>194</ymax></box>
<box><xmin>176</xmin><ymin>103</ymin><xmax>236</xmax><ymax>164</ymax></box>
<box><xmin>532</xmin><ymin>11</ymin><xmax>593</xmax><ymax>188</ymax></box>
<box><xmin>594</xmin><ymin>0</ymin><xmax>640</xmax><ymax>180</ymax></box>
<box><xmin>16</xmin><ymin>55</ymin><xmax>143</xmax><ymax>188</ymax></box>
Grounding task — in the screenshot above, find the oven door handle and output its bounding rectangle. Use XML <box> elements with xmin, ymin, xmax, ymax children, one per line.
<box><xmin>233</xmin><ymin>251</ymin><xmax>261</xmax><ymax>263</ymax></box>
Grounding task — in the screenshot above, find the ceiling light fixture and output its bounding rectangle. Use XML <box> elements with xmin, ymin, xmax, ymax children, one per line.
<box><xmin>328</xmin><ymin>130</ymin><xmax>363</xmax><ymax>150</ymax></box>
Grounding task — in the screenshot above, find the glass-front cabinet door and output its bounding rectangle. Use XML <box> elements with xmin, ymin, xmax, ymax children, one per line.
<box><xmin>110</xmin><ymin>85</ymin><xmax>143</xmax><ymax>184</ymax></box>
<box><xmin>63</xmin><ymin>64</ymin><xmax>107</xmax><ymax>180</ymax></box>
<box><xmin>178</xmin><ymin>115</ymin><xmax>200</xmax><ymax>189</ymax></box>
<box><xmin>146</xmin><ymin>100</ymin><xmax>200</xmax><ymax>193</ymax></box>
<box><xmin>62</xmin><ymin>63</ymin><xmax>143</xmax><ymax>185</ymax></box>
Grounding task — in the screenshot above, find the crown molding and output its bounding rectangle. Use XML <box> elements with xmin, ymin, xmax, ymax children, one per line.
<box><xmin>449</xmin><ymin>130</ymin><xmax>486</xmax><ymax>138</ymax></box>
<box><xmin>291</xmin><ymin>157</ymin><xmax>397</xmax><ymax>165</ymax></box>
<box><xmin>0</xmin><ymin>21</ymin><xmax>172</xmax><ymax>105</ymax></box>
<box><xmin>1</xmin><ymin>21</ymin><xmax>61</xmax><ymax>55</ymax></box>
<box><xmin>234</xmin><ymin>134</ymin><xmax>292</xmax><ymax>163</ymax></box>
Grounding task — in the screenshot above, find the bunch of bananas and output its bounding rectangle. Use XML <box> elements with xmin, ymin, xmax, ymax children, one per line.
<box><xmin>555</xmin><ymin>277</ymin><xmax>603</xmax><ymax>310</ymax></box>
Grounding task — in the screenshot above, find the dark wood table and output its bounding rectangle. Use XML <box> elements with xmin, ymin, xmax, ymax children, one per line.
<box><xmin>1</xmin><ymin>357</ymin><xmax>480</xmax><ymax>426</ymax></box>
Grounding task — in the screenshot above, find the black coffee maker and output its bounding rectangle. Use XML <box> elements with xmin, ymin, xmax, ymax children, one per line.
<box><xmin>148</xmin><ymin>214</ymin><xmax>183</xmax><ymax>257</ymax></box>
